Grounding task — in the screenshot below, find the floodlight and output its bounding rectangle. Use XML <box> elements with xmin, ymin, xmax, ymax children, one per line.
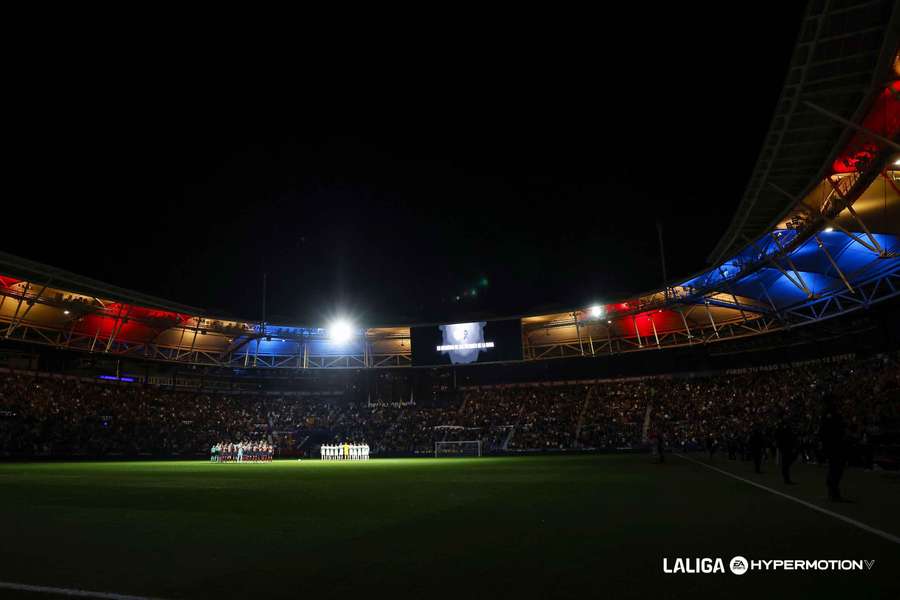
<box><xmin>590</xmin><ymin>305</ymin><xmax>603</xmax><ymax>318</ymax></box>
<box><xmin>63</xmin><ymin>310</ymin><xmax>70</xmax><ymax>315</ymax></box>
<box><xmin>824</xmin><ymin>227</ymin><xmax>834</xmax><ymax>232</ymax></box>
<box><xmin>329</xmin><ymin>319</ymin><xmax>354</xmax><ymax>343</ymax></box>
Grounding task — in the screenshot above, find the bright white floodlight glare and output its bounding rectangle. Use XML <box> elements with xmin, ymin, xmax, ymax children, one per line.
<box><xmin>329</xmin><ymin>320</ymin><xmax>354</xmax><ymax>343</ymax></box>
<box><xmin>590</xmin><ymin>305</ymin><xmax>603</xmax><ymax>318</ymax></box>
<box><xmin>894</xmin><ymin>158</ymin><xmax>900</xmax><ymax>166</ymax></box>
<box><xmin>824</xmin><ymin>227</ymin><xmax>834</xmax><ymax>232</ymax></box>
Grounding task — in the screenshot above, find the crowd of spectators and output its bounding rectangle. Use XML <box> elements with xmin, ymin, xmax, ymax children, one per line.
<box><xmin>1</xmin><ymin>353</ymin><xmax>897</xmax><ymax>463</ymax></box>
<box><xmin>580</xmin><ymin>381</ymin><xmax>651</xmax><ymax>449</ymax></box>
<box><xmin>0</xmin><ymin>375</ymin><xmax>269</xmax><ymax>456</ymax></box>
<box><xmin>647</xmin><ymin>354</ymin><xmax>900</xmax><ymax>466</ymax></box>
<box><xmin>465</xmin><ymin>386</ymin><xmax>583</xmax><ymax>451</ymax></box>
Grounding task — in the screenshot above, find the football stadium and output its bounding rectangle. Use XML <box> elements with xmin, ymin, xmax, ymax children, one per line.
<box><xmin>2</xmin><ymin>3</ymin><xmax>900</xmax><ymax>599</ymax></box>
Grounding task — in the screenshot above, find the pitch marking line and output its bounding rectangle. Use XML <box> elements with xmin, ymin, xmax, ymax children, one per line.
<box><xmin>0</xmin><ymin>581</ymin><xmax>170</xmax><ymax>599</ymax></box>
<box><xmin>674</xmin><ymin>453</ymin><xmax>900</xmax><ymax>545</ymax></box>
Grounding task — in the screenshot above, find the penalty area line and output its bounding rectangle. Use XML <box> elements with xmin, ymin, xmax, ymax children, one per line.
<box><xmin>0</xmin><ymin>581</ymin><xmax>170</xmax><ymax>600</ymax></box>
<box><xmin>674</xmin><ymin>453</ymin><xmax>900</xmax><ymax>546</ymax></box>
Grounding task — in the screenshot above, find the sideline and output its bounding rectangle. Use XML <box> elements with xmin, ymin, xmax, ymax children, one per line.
<box><xmin>0</xmin><ymin>581</ymin><xmax>169</xmax><ymax>599</ymax></box>
<box><xmin>674</xmin><ymin>452</ymin><xmax>900</xmax><ymax>545</ymax></box>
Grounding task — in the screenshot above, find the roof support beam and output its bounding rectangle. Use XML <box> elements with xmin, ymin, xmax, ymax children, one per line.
<box><xmin>815</xmin><ymin>235</ymin><xmax>855</xmax><ymax>294</ymax></box>
<box><xmin>717</xmin><ymin>266</ymin><xmax>750</xmax><ymax>322</ymax></box>
<box><xmin>826</xmin><ymin>176</ymin><xmax>888</xmax><ymax>255</ymax></box>
<box><xmin>882</xmin><ymin>169</ymin><xmax>900</xmax><ymax>196</ymax></box>
<box><xmin>757</xmin><ymin>280</ymin><xmax>785</xmax><ymax>324</ymax></box>
<box><xmin>649</xmin><ymin>316</ymin><xmax>660</xmax><ymax>349</ymax></box>
<box><xmin>769</xmin><ymin>233</ymin><xmax>814</xmax><ymax>296</ymax></box>
<box><xmin>696</xmin><ymin>296</ymin><xmax>767</xmax><ymax>315</ymax></box>
<box><xmin>844</xmin><ymin>204</ymin><xmax>886</xmax><ymax>256</ymax></box>
<box><xmin>4</xmin><ymin>281</ymin><xmax>31</xmax><ymax>338</ymax></box>
<box><xmin>816</xmin><ymin>215</ymin><xmax>882</xmax><ymax>254</ymax></box>
<box><xmin>803</xmin><ymin>101</ymin><xmax>900</xmax><ymax>152</ymax></box>
<box><xmin>704</xmin><ymin>302</ymin><xmax>719</xmax><ymax>339</ymax></box>
<box><xmin>573</xmin><ymin>312</ymin><xmax>584</xmax><ymax>356</ymax></box>
<box><xmin>677</xmin><ymin>309</ymin><xmax>693</xmax><ymax>343</ymax></box>
<box><xmin>105</xmin><ymin>305</ymin><xmax>131</xmax><ymax>353</ymax></box>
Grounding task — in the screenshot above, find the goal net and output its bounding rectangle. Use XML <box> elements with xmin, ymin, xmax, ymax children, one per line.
<box><xmin>435</xmin><ymin>440</ymin><xmax>482</xmax><ymax>458</ymax></box>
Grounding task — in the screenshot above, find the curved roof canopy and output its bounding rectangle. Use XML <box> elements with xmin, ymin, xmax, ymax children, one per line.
<box><xmin>1</xmin><ymin>4</ymin><xmax>898</xmax><ymax>369</ymax></box>
<box><xmin>710</xmin><ymin>0</ymin><xmax>899</xmax><ymax>263</ymax></box>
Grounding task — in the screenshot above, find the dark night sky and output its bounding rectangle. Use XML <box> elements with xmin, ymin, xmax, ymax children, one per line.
<box><xmin>6</xmin><ymin>6</ymin><xmax>807</xmax><ymax>326</ymax></box>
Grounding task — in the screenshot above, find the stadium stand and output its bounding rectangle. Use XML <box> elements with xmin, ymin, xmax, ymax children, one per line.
<box><xmin>3</xmin><ymin>351</ymin><xmax>897</xmax><ymax>468</ymax></box>
<box><xmin>0</xmin><ymin>3</ymin><xmax>896</xmax><ymax>472</ymax></box>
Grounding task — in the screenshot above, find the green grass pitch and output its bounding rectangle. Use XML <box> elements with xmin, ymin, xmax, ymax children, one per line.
<box><xmin>0</xmin><ymin>455</ymin><xmax>898</xmax><ymax>599</ymax></box>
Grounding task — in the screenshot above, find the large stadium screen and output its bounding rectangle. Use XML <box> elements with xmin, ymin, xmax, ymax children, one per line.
<box><xmin>411</xmin><ymin>318</ymin><xmax>523</xmax><ymax>366</ymax></box>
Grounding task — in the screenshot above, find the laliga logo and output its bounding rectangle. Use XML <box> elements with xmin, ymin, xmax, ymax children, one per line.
<box><xmin>662</xmin><ymin>556</ymin><xmax>749</xmax><ymax>575</ymax></box>
<box><xmin>730</xmin><ymin>556</ymin><xmax>749</xmax><ymax>575</ymax></box>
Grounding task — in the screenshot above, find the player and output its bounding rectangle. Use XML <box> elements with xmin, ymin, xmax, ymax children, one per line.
<box><xmin>749</xmin><ymin>426</ymin><xmax>764</xmax><ymax>474</ymax></box>
<box><xmin>775</xmin><ymin>417</ymin><xmax>796</xmax><ymax>484</ymax></box>
<box><xmin>820</xmin><ymin>394</ymin><xmax>846</xmax><ymax>501</ymax></box>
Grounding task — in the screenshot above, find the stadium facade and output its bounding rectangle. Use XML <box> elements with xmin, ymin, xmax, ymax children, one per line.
<box><xmin>1</xmin><ymin>1</ymin><xmax>899</xmax><ymax>375</ymax></box>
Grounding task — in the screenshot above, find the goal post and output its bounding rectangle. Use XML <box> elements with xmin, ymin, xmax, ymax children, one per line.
<box><xmin>434</xmin><ymin>440</ymin><xmax>482</xmax><ymax>458</ymax></box>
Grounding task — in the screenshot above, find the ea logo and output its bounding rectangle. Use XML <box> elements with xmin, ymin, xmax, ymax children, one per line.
<box><xmin>729</xmin><ymin>556</ymin><xmax>749</xmax><ymax>575</ymax></box>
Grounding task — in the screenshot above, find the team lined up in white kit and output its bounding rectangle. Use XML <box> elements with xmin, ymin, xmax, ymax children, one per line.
<box><xmin>321</xmin><ymin>442</ymin><xmax>370</xmax><ymax>460</ymax></box>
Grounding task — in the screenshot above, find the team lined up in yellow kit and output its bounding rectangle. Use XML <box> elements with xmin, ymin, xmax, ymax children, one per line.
<box><xmin>320</xmin><ymin>442</ymin><xmax>370</xmax><ymax>460</ymax></box>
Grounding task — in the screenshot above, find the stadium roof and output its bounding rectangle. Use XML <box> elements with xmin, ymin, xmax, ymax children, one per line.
<box><xmin>0</xmin><ymin>250</ymin><xmax>204</xmax><ymax>316</ymax></box>
<box><xmin>709</xmin><ymin>0</ymin><xmax>900</xmax><ymax>264</ymax></box>
<box><xmin>0</xmin><ymin>4</ymin><xmax>898</xmax><ymax>369</ymax></box>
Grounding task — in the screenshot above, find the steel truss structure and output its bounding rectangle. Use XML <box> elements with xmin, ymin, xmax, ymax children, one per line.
<box><xmin>1</xmin><ymin>3</ymin><xmax>898</xmax><ymax>370</ymax></box>
<box><xmin>3</xmin><ymin>161</ymin><xmax>895</xmax><ymax>370</ymax></box>
<box><xmin>0</xmin><ymin>314</ymin><xmax>412</xmax><ymax>370</ymax></box>
<box><xmin>523</xmin><ymin>263</ymin><xmax>900</xmax><ymax>360</ymax></box>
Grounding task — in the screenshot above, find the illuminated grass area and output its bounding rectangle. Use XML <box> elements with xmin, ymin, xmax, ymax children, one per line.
<box><xmin>0</xmin><ymin>455</ymin><xmax>897</xmax><ymax>599</ymax></box>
